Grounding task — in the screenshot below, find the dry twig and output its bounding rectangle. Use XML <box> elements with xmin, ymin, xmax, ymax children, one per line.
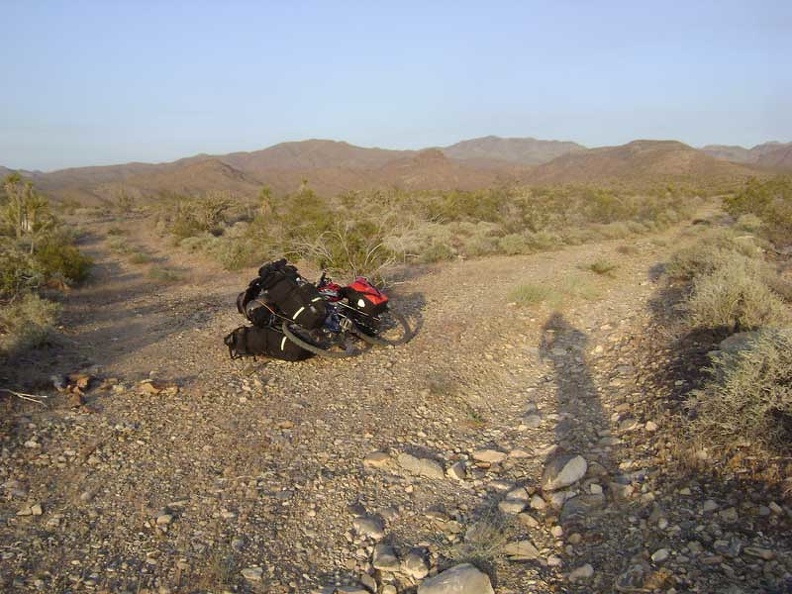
<box><xmin>0</xmin><ymin>388</ymin><xmax>49</xmax><ymax>406</ymax></box>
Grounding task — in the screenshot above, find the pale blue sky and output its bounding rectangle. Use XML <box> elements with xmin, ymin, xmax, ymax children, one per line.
<box><xmin>2</xmin><ymin>0</ymin><xmax>790</xmax><ymax>171</ymax></box>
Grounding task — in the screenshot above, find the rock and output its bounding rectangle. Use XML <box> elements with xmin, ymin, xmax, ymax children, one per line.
<box><xmin>401</xmin><ymin>547</ymin><xmax>429</xmax><ymax>579</ymax></box>
<box><xmin>417</xmin><ymin>563</ymin><xmax>495</xmax><ymax>594</ymax></box>
<box><xmin>560</xmin><ymin>493</ymin><xmax>606</xmax><ymax>524</ymax></box>
<box><xmin>517</xmin><ymin>512</ymin><xmax>540</xmax><ymax>529</ymax></box>
<box><xmin>651</xmin><ymin>548</ymin><xmax>670</xmax><ymax>563</ymax></box>
<box><xmin>372</xmin><ymin>543</ymin><xmax>399</xmax><ymax>571</ymax></box>
<box><xmin>502</xmin><ymin>540</ymin><xmax>540</xmax><ymax>560</ymax></box>
<box><xmin>498</xmin><ymin>499</ymin><xmax>526</xmax><ymax>515</ymax></box>
<box><xmin>542</xmin><ymin>455</ymin><xmax>587</xmax><ymax>491</ymax></box>
<box><xmin>718</xmin><ymin>507</ymin><xmax>739</xmax><ymax>523</ymax></box>
<box><xmin>241</xmin><ymin>567</ymin><xmax>263</xmax><ymax>581</ymax></box>
<box><xmin>744</xmin><ymin>546</ymin><xmax>774</xmax><ymax>560</ymax></box>
<box><xmin>363</xmin><ymin>451</ymin><xmax>391</xmax><ymax>468</ymax></box>
<box><xmin>398</xmin><ymin>453</ymin><xmax>445</xmax><ymax>479</ymax></box>
<box><xmin>446</xmin><ymin>461</ymin><xmax>466</xmax><ymax>481</ymax></box>
<box><xmin>471</xmin><ymin>449</ymin><xmax>507</xmax><ymax>464</ymax></box>
<box><xmin>614</xmin><ymin>564</ymin><xmax>645</xmax><ymax>591</ymax></box>
<box><xmin>530</xmin><ymin>494</ymin><xmax>547</xmax><ymax>510</ymax></box>
<box><xmin>569</xmin><ymin>563</ymin><xmax>594</xmax><ymax>581</ymax></box>
<box><xmin>353</xmin><ymin>515</ymin><xmax>385</xmax><ymax>540</ymax></box>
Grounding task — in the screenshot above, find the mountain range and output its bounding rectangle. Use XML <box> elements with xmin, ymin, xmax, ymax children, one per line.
<box><xmin>3</xmin><ymin>137</ymin><xmax>790</xmax><ymax>204</ymax></box>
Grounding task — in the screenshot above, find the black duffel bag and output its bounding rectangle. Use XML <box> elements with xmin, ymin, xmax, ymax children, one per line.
<box><xmin>224</xmin><ymin>325</ymin><xmax>313</xmax><ymax>361</ymax></box>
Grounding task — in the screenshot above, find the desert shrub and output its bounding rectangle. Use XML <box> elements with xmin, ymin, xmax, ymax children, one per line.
<box><xmin>447</xmin><ymin>505</ymin><xmax>519</xmax><ymax>565</ymax></box>
<box><xmin>724</xmin><ymin>176</ymin><xmax>792</xmax><ymax>249</ymax></box>
<box><xmin>588</xmin><ymin>258</ymin><xmax>618</xmax><ymax>276</ymax></box>
<box><xmin>127</xmin><ymin>251</ymin><xmax>153</xmax><ymax>265</ymax></box>
<box><xmin>1</xmin><ymin>175</ymin><xmax>92</xmax><ymax>297</ymax></box>
<box><xmin>687</xmin><ymin>259</ymin><xmax>789</xmax><ymax>332</ymax></box>
<box><xmin>0</xmin><ymin>293</ymin><xmax>60</xmax><ymax>354</ymax></box>
<box><xmin>665</xmin><ymin>230</ymin><xmax>762</xmax><ymax>281</ymax></box>
<box><xmin>689</xmin><ymin>328</ymin><xmax>792</xmax><ymax>453</ymax></box>
<box><xmin>0</xmin><ymin>244</ymin><xmax>39</xmax><ymax>298</ymax></box>
<box><xmin>498</xmin><ymin>233</ymin><xmax>531</xmax><ymax>255</ymax></box>
<box><xmin>33</xmin><ymin>233</ymin><xmax>92</xmax><ymax>283</ymax></box>
<box><xmin>159</xmin><ymin>191</ymin><xmax>233</xmax><ymax>240</ymax></box>
<box><xmin>524</xmin><ymin>230</ymin><xmax>562</xmax><ymax>252</ymax></box>
<box><xmin>147</xmin><ymin>266</ymin><xmax>183</xmax><ymax>282</ymax></box>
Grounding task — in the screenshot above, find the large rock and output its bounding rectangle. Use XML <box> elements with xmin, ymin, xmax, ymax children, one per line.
<box><xmin>417</xmin><ymin>563</ymin><xmax>494</xmax><ymax>594</ymax></box>
<box><xmin>398</xmin><ymin>452</ymin><xmax>445</xmax><ymax>479</ymax></box>
<box><xmin>541</xmin><ymin>455</ymin><xmax>588</xmax><ymax>491</ymax></box>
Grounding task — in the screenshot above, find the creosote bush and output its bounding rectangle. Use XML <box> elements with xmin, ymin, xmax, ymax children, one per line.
<box><xmin>1</xmin><ymin>173</ymin><xmax>92</xmax><ymax>358</ymax></box>
<box><xmin>687</xmin><ymin>259</ymin><xmax>789</xmax><ymax>332</ymax></box>
<box><xmin>724</xmin><ymin>176</ymin><xmax>792</xmax><ymax>249</ymax></box>
<box><xmin>690</xmin><ymin>329</ymin><xmax>792</xmax><ymax>453</ymax></box>
<box><xmin>163</xmin><ymin>181</ymin><xmax>702</xmax><ymax>276</ymax></box>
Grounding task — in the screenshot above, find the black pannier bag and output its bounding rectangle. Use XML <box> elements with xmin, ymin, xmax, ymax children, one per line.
<box><xmin>238</xmin><ymin>259</ymin><xmax>328</xmax><ymax>330</ymax></box>
<box><xmin>224</xmin><ymin>325</ymin><xmax>313</xmax><ymax>361</ymax></box>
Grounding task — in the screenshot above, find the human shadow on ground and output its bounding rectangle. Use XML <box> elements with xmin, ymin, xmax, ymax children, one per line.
<box><xmin>539</xmin><ymin>312</ymin><xmax>608</xmax><ymax>458</ymax></box>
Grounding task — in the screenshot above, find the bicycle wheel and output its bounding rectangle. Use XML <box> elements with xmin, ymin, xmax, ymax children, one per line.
<box><xmin>281</xmin><ymin>321</ymin><xmax>359</xmax><ymax>359</ymax></box>
<box><xmin>353</xmin><ymin>307</ymin><xmax>412</xmax><ymax>347</ymax></box>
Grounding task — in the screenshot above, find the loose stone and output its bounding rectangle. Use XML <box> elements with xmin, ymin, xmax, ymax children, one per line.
<box><xmin>417</xmin><ymin>563</ymin><xmax>495</xmax><ymax>594</ymax></box>
<box><xmin>542</xmin><ymin>455</ymin><xmax>588</xmax><ymax>491</ymax></box>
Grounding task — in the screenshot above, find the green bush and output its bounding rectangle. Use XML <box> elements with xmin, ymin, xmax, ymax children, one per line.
<box><xmin>33</xmin><ymin>233</ymin><xmax>92</xmax><ymax>283</ymax></box>
<box><xmin>690</xmin><ymin>328</ymin><xmax>792</xmax><ymax>452</ymax></box>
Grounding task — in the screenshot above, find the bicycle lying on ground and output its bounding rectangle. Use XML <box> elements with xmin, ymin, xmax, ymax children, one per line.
<box><xmin>279</xmin><ymin>272</ymin><xmax>412</xmax><ymax>358</ymax></box>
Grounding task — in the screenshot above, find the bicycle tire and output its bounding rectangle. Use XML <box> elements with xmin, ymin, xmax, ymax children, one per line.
<box><xmin>281</xmin><ymin>321</ymin><xmax>358</xmax><ymax>359</ymax></box>
<box><xmin>354</xmin><ymin>308</ymin><xmax>412</xmax><ymax>347</ymax></box>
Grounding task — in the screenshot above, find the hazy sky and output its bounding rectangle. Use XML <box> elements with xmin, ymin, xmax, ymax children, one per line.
<box><xmin>2</xmin><ymin>0</ymin><xmax>790</xmax><ymax>171</ymax></box>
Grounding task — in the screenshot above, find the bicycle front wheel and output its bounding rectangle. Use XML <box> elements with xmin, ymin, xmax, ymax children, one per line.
<box><xmin>354</xmin><ymin>307</ymin><xmax>412</xmax><ymax>347</ymax></box>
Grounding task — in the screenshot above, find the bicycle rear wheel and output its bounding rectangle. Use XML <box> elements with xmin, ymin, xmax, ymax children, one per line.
<box><xmin>354</xmin><ymin>307</ymin><xmax>412</xmax><ymax>347</ymax></box>
<box><xmin>281</xmin><ymin>321</ymin><xmax>360</xmax><ymax>359</ymax></box>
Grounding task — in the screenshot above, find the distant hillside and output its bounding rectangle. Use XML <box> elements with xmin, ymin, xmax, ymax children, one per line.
<box><xmin>702</xmin><ymin>141</ymin><xmax>792</xmax><ymax>171</ymax></box>
<box><xmin>529</xmin><ymin>140</ymin><xmax>760</xmax><ymax>187</ymax></box>
<box><xmin>442</xmin><ymin>135</ymin><xmax>586</xmax><ymax>166</ymax></box>
<box><xmin>4</xmin><ymin>136</ymin><xmax>784</xmax><ymax>204</ymax></box>
<box><xmin>220</xmin><ymin>139</ymin><xmax>412</xmax><ymax>174</ymax></box>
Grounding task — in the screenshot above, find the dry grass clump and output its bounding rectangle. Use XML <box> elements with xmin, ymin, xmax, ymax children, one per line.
<box><xmin>689</xmin><ymin>329</ymin><xmax>792</xmax><ymax>453</ymax></box>
<box><xmin>587</xmin><ymin>258</ymin><xmax>618</xmax><ymax>276</ymax></box>
<box><xmin>508</xmin><ymin>283</ymin><xmax>559</xmax><ymax>307</ymax></box>
<box><xmin>509</xmin><ymin>274</ymin><xmax>600</xmax><ymax>308</ymax></box>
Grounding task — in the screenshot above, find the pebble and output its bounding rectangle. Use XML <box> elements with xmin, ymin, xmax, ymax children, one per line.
<box><xmin>651</xmin><ymin>548</ymin><xmax>670</xmax><ymax>563</ymax></box>
<box><xmin>241</xmin><ymin>567</ymin><xmax>263</xmax><ymax>581</ymax></box>
<box><xmin>569</xmin><ymin>563</ymin><xmax>594</xmax><ymax>581</ymax></box>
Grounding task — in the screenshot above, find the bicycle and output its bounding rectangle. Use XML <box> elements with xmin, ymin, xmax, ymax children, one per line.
<box><xmin>279</xmin><ymin>272</ymin><xmax>412</xmax><ymax>358</ymax></box>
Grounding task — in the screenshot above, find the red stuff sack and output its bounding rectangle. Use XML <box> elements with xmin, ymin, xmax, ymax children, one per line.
<box><xmin>342</xmin><ymin>277</ymin><xmax>388</xmax><ymax>317</ymax></box>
